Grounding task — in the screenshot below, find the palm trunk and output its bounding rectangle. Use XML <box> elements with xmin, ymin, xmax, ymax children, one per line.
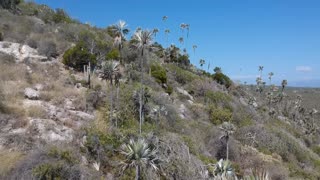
<box><xmin>110</xmin><ymin>81</ymin><xmax>113</xmax><ymax>126</ymax></box>
<box><xmin>135</xmin><ymin>165</ymin><xmax>141</xmax><ymax>180</ymax></box>
<box><xmin>116</xmin><ymin>85</ymin><xmax>119</xmax><ymax>128</ymax></box>
<box><xmin>139</xmin><ymin>51</ymin><xmax>144</xmax><ymax>135</ymax></box>
<box><xmin>226</xmin><ymin>140</ymin><xmax>229</xmax><ymax>161</ymax></box>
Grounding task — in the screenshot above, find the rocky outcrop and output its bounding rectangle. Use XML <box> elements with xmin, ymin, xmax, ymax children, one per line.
<box><xmin>24</xmin><ymin>88</ymin><xmax>40</xmax><ymax>100</ymax></box>
<box><xmin>0</xmin><ymin>41</ymin><xmax>48</xmax><ymax>62</ymax></box>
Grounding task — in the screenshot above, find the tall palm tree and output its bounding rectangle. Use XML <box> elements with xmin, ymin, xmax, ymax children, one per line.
<box><xmin>219</xmin><ymin>122</ymin><xmax>235</xmax><ymax>161</ymax></box>
<box><xmin>178</xmin><ymin>37</ymin><xmax>184</xmax><ymax>48</ymax></box>
<box><xmin>281</xmin><ymin>79</ymin><xmax>287</xmax><ymax>92</ymax></box>
<box><xmin>162</xmin><ymin>16</ymin><xmax>168</xmax><ymax>22</ymax></box>
<box><xmin>112</xmin><ymin>20</ymin><xmax>129</xmax><ymax>64</ymax></box>
<box><xmin>199</xmin><ymin>59</ymin><xmax>205</xmax><ymax>70</ymax></box>
<box><xmin>180</xmin><ymin>23</ymin><xmax>186</xmax><ymax>34</ymax></box>
<box><xmin>185</xmin><ymin>24</ymin><xmax>190</xmax><ymax>39</ymax></box>
<box><xmin>258</xmin><ymin>66</ymin><xmax>264</xmax><ymax>78</ymax></box>
<box><xmin>153</xmin><ymin>28</ymin><xmax>159</xmax><ymax>39</ymax></box>
<box><xmin>131</xmin><ymin>30</ymin><xmax>154</xmax><ymax>134</ymax></box>
<box><xmin>164</xmin><ymin>29</ymin><xmax>170</xmax><ymax>47</ymax></box>
<box><xmin>120</xmin><ymin>138</ymin><xmax>160</xmax><ymax>180</ymax></box>
<box><xmin>192</xmin><ymin>45</ymin><xmax>197</xmax><ymax>55</ymax></box>
<box><xmin>100</xmin><ymin>61</ymin><xmax>120</xmax><ymax>127</ymax></box>
<box><xmin>268</xmin><ymin>72</ymin><xmax>274</xmax><ymax>85</ymax></box>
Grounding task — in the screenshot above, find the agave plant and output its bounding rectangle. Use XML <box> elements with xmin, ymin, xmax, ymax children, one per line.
<box><xmin>243</xmin><ymin>168</ymin><xmax>270</xmax><ymax>180</ymax></box>
<box><xmin>120</xmin><ymin>138</ymin><xmax>160</xmax><ymax>180</ymax></box>
<box><xmin>213</xmin><ymin>159</ymin><xmax>235</xmax><ymax>178</ymax></box>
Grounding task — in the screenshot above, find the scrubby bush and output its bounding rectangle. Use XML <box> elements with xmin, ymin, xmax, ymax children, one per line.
<box><xmin>212</xmin><ymin>72</ymin><xmax>232</xmax><ymax>88</ymax></box>
<box><xmin>106</xmin><ymin>48</ymin><xmax>120</xmax><ymax>60</ymax></box>
<box><xmin>209</xmin><ymin>105</ymin><xmax>232</xmax><ymax>125</ymax></box>
<box><xmin>52</xmin><ymin>8</ymin><xmax>73</xmax><ymax>24</ymax></box>
<box><xmin>205</xmin><ymin>91</ymin><xmax>231</xmax><ymax>105</ymax></box>
<box><xmin>151</xmin><ymin>64</ymin><xmax>167</xmax><ymax>84</ymax></box>
<box><xmin>0</xmin><ymin>0</ymin><xmax>21</xmax><ymax>12</ymax></box>
<box><xmin>62</xmin><ymin>42</ymin><xmax>96</xmax><ymax>71</ymax></box>
<box><xmin>168</xmin><ymin>64</ymin><xmax>197</xmax><ymax>85</ymax></box>
<box><xmin>38</xmin><ymin>40</ymin><xmax>58</xmax><ymax>58</ymax></box>
<box><xmin>166</xmin><ymin>85</ymin><xmax>173</xmax><ymax>95</ymax></box>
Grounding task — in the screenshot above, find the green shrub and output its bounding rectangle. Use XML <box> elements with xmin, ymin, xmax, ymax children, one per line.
<box><xmin>205</xmin><ymin>91</ymin><xmax>231</xmax><ymax>104</ymax></box>
<box><xmin>167</xmin><ymin>64</ymin><xmax>197</xmax><ymax>85</ymax></box>
<box><xmin>312</xmin><ymin>146</ymin><xmax>320</xmax><ymax>156</ymax></box>
<box><xmin>151</xmin><ymin>64</ymin><xmax>167</xmax><ymax>84</ymax></box>
<box><xmin>62</xmin><ymin>42</ymin><xmax>96</xmax><ymax>71</ymax></box>
<box><xmin>166</xmin><ymin>85</ymin><xmax>173</xmax><ymax>95</ymax></box>
<box><xmin>212</xmin><ymin>72</ymin><xmax>232</xmax><ymax>88</ymax></box>
<box><xmin>52</xmin><ymin>8</ymin><xmax>73</xmax><ymax>24</ymax></box>
<box><xmin>106</xmin><ymin>48</ymin><xmax>120</xmax><ymax>60</ymax></box>
<box><xmin>48</xmin><ymin>148</ymin><xmax>77</xmax><ymax>165</ymax></box>
<box><xmin>38</xmin><ymin>40</ymin><xmax>58</xmax><ymax>58</ymax></box>
<box><xmin>209</xmin><ymin>105</ymin><xmax>232</xmax><ymax>125</ymax></box>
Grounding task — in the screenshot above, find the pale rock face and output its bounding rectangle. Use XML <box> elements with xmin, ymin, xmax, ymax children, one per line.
<box><xmin>0</xmin><ymin>41</ymin><xmax>48</xmax><ymax>62</ymax></box>
<box><xmin>176</xmin><ymin>87</ymin><xmax>194</xmax><ymax>100</ymax></box>
<box><xmin>24</xmin><ymin>88</ymin><xmax>40</xmax><ymax>100</ymax></box>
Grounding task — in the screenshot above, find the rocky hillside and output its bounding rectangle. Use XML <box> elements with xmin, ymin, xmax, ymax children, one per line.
<box><xmin>1</xmin><ymin>1</ymin><xmax>320</xmax><ymax>180</ymax></box>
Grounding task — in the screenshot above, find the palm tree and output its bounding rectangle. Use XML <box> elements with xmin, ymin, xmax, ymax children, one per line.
<box><xmin>112</xmin><ymin>20</ymin><xmax>129</xmax><ymax>64</ymax></box>
<box><xmin>185</xmin><ymin>24</ymin><xmax>190</xmax><ymax>39</ymax></box>
<box><xmin>164</xmin><ymin>29</ymin><xmax>170</xmax><ymax>47</ymax></box>
<box><xmin>120</xmin><ymin>138</ymin><xmax>160</xmax><ymax>180</ymax></box>
<box><xmin>258</xmin><ymin>65</ymin><xmax>264</xmax><ymax>78</ymax></box>
<box><xmin>268</xmin><ymin>72</ymin><xmax>274</xmax><ymax>85</ymax></box>
<box><xmin>153</xmin><ymin>28</ymin><xmax>159</xmax><ymax>39</ymax></box>
<box><xmin>192</xmin><ymin>45</ymin><xmax>197</xmax><ymax>55</ymax></box>
<box><xmin>199</xmin><ymin>59</ymin><xmax>205</xmax><ymax>70</ymax></box>
<box><xmin>162</xmin><ymin>16</ymin><xmax>168</xmax><ymax>22</ymax></box>
<box><xmin>100</xmin><ymin>61</ymin><xmax>120</xmax><ymax>127</ymax></box>
<box><xmin>180</xmin><ymin>23</ymin><xmax>186</xmax><ymax>34</ymax></box>
<box><xmin>281</xmin><ymin>79</ymin><xmax>287</xmax><ymax>92</ymax></box>
<box><xmin>131</xmin><ymin>29</ymin><xmax>154</xmax><ymax>134</ymax></box>
<box><xmin>178</xmin><ymin>37</ymin><xmax>184</xmax><ymax>48</ymax></box>
<box><xmin>219</xmin><ymin>122</ymin><xmax>235</xmax><ymax>161</ymax></box>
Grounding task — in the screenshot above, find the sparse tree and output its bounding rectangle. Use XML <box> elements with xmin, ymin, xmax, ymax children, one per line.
<box><xmin>281</xmin><ymin>79</ymin><xmax>287</xmax><ymax>92</ymax></box>
<box><xmin>199</xmin><ymin>59</ymin><xmax>205</xmax><ymax>70</ymax></box>
<box><xmin>214</xmin><ymin>67</ymin><xmax>222</xmax><ymax>74</ymax></box>
<box><xmin>258</xmin><ymin>65</ymin><xmax>264</xmax><ymax>78</ymax></box>
<box><xmin>112</xmin><ymin>20</ymin><xmax>129</xmax><ymax>64</ymax></box>
<box><xmin>120</xmin><ymin>138</ymin><xmax>160</xmax><ymax>180</ymax></box>
<box><xmin>164</xmin><ymin>29</ymin><xmax>170</xmax><ymax>46</ymax></box>
<box><xmin>178</xmin><ymin>37</ymin><xmax>184</xmax><ymax>47</ymax></box>
<box><xmin>192</xmin><ymin>45</ymin><xmax>197</xmax><ymax>55</ymax></box>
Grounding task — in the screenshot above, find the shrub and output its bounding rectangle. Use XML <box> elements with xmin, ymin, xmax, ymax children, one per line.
<box><xmin>205</xmin><ymin>91</ymin><xmax>231</xmax><ymax>105</ymax></box>
<box><xmin>167</xmin><ymin>64</ymin><xmax>197</xmax><ymax>85</ymax></box>
<box><xmin>106</xmin><ymin>48</ymin><xmax>120</xmax><ymax>60</ymax></box>
<box><xmin>25</xmin><ymin>38</ymin><xmax>37</xmax><ymax>49</ymax></box>
<box><xmin>38</xmin><ymin>40</ymin><xmax>58</xmax><ymax>58</ymax></box>
<box><xmin>212</xmin><ymin>72</ymin><xmax>233</xmax><ymax>88</ymax></box>
<box><xmin>62</xmin><ymin>42</ymin><xmax>96</xmax><ymax>71</ymax></box>
<box><xmin>52</xmin><ymin>8</ymin><xmax>73</xmax><ymax>24</ymax></box>
<box><xmin>151</xmin><ymin>64</ymin><xmax>167</xmax><ymax>84</ymax></box>
<box><xmin>209</xmin><ymin>105</ymin><xmax>232</xmax><ymax>125</ymax></box>
<box><xmin>0</xmin><ymin>32</ymin><xmax>3</xmax><ymax>41</ymax></box>
<box><xmin>166</xmin><ymin>85</ymin><xmax>173</xmax><ymax>95</ymax></box>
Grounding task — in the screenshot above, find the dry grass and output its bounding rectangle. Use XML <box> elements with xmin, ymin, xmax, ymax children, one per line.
<box><xmin>0</xmin><ymin>150</ymin><xmax>24</xmax><ymax>176</ymax></box>
<box><xmin>26</xmin><ymin>105</ymin><xmax>47</xmax><ymax>118</ymax></box>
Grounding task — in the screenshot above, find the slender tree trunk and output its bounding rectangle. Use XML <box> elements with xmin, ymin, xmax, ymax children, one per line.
<box><xmin>110</xmin><ymin>82</ymin><xmax>114</xmax><ymax>126</ymax></box>
<box><xmin>226</xmin><ymin>141</ymin><xmax>229</xmax><ymax>161</ymax></box>
<box><xmin>139</xmin><ymin>52</ymin><xmax>144</xmax><ymax>135</ymax></box>
<box><xmin>135</xmin><ymin>165</ymin><xmax>141</xmax><ymax>180</ymax></box>
<box><xmin>116</xmin><ymin>85</ymin><xmax>119</xmax><ymax>128</ymax></box>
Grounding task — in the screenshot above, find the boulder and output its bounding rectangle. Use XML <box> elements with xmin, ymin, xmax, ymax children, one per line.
<box><xmin>24</xmin><ymin>88</ymin><xmax>40</xmax><ymax>100</ymax></box>
<box><xmin>176</xmin><ymin>87</ymin><xmax>194</xmax><ymax>100</ymax></box>
<box><xmin>0</xmin><ymin>41</ymin><xmax>48</xmax><ymax>62</ymax></box>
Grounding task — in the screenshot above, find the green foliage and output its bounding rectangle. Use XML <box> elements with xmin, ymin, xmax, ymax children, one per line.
<box><xmin>106</xmin><ymin>48</ymin><xmax>120</xmax><ymax>60</ymax></box>
<box><xmin>167</xmin><ymin>64</ymin><xmax>197</xmax><ymax>85</ymax></box>
<box><xmin>62</xmin><ymin>42</ymin><xmax>96</xmax><ymax>71</ymax></box>
<box><xmin>209</xmin><ymin>105</ymin><xmax>232</xmax><ymax>125</ymax></box>
<box><xmin>48</xmin><ymin>148</ymin><xmax>77</xmax><ymax>165</ymax></box>
<box><xmin>165</xmin><ymin>85</ymin><xmax>173</xmax><ymax>95</ymax></box>
<box><xmin>151</xmin><ymin>64</ymin><xmax>167</xmax><ymax>84</ymax></box>
<box><xmin>0</xmin><ymin>0</ymin><xmax>21</xmax><ymax>11</ymax></box>
<box><xmin>176</xmin><ymin>54</ymin><xmax>190</xmax><ymax>67</ymax></box>
<box><xmin>182</xmin><ymin>136</ymin><xmax>197</xmax><ymax>155</ymax></box>
<box><xmin>212</xmin><ymin>72</ymin><xmax>232</xmax><ymax>88</ymax></box>
<box><xmin>52</xmin><ymin>8</ymin><xmax>73</xmax><ymax>24</ymax></box>
<box><xmin>205</xmin><ymin>91</ymin><xmax>231</xmax><ymax>105</ymax></box>
<box><xmin>312</xmin><ymin>146</ymin><xmax>320</xmax><ymax>156</ymax></box>
<box><xmin>32</xmin><ymin>163</ymin><xmax>65</xmax><ymax>180</ymax></box>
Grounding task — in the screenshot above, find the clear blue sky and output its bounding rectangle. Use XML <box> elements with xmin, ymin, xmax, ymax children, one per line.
<box><xmin>35</xmin><ymin>0</ymin><xmax>320</xmax><ymax>87</ymax></box>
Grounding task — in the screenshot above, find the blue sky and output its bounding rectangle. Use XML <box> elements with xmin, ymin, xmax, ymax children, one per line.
<box><xmin>34</xmin><ymin>0</ymin><xmax>320</xmax><ymax>87</ymax></box>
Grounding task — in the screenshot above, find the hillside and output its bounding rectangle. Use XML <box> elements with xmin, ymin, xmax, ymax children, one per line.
<box><xmin>1</xmin><ymin>1</ymin><xmax>320</xmax><ymax>180</ymax></box>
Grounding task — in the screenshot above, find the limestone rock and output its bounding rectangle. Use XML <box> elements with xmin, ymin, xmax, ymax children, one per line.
<box><xmin>24</xmin><ymin>88</ymin><xmax>40</xmax><ymax>100</ymax></box>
